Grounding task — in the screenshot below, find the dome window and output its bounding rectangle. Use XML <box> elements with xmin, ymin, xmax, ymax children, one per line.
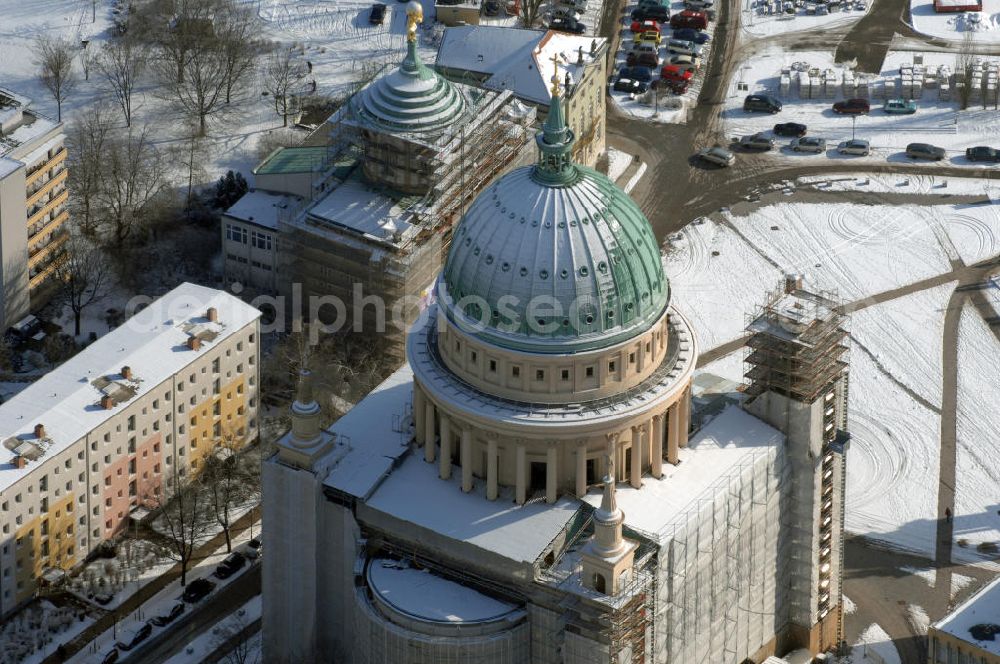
<box><xmin>579</xmin><ymin>266</ymin><xmax>589</xmax><ymax>277</ymax></box>
<box><xmin>485</xmin><ymin>255</ymin><xmax>494</xmax><ymax>265</ymax></box>
<box><xmin>585</xmin><ymin>315</ymin><xmax>594</xmax><ymax>324</ymax></box>
<box><xmin>607</xmin><ymin>311</ymin><xmax>614</xmax><ymax>319</ymax></box>
<box><xmin>519</xmin><ymin>217</ymin><xmax>526</xmax><ymax>224</ymax></box>
<box><xmin>473</xmin><ymin>247</ymin><xmax>480</xmax><ymax>256</ymax></box>
<box><xmin>544</xmin><ymin>221</ymin><xmax>551</xmax><ymax>229</ymax></box>
<box><xmin>539</xmin><ymin>269</ymin><xmax>549</xmax><ymax>280</ymax></box>
<box><xmin>625</xmin><ymin>302</ymin><xmax>634</xmax><ymax>311</ymax></box>
<box><xmin>465</xmin><ymin>238</ymin><xmax>472</xmax><ymax>246</ymax></box>
<box><xmin>569</xmin><ymin>220</ymin><xmax>577</xmax><ymax>227</ymax></box>
<box><xmin>501</xmin><ymin>262</ymin><xmax>511</xmax><ymax>272</ymax></box>
<box><xmin>560</xmin><ymin>269</ymin><xmax>568</xmax><ymax>279</ymax></box>
<box><xmin>519</xmin><ymin>267</ymin><xmax>528</xmax><ymax>277</ymax></box>
<box><xmin>558</xmin><ymin>221</ymin><xmax>566</xmax><ymax>229</ymax></box>
<box><xmin>598</xmin><ymin>262</ymin><xmax>607</xmax><ymax>273</ymax></box>
<box><xmin>531</xmin><ymin>220</ymin><xmax>539</xmax><ymax>227</ymax></box>
<box><xmin>509</xmin><ymin>213</ymin><xmax>515</xmax><ymax>220</ymax></box>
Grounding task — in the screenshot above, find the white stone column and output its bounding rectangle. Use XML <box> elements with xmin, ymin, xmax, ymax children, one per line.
<box><xmin>487</xmin><ymin>436</ymin><xmax>498</xmax><ymax>501</ymax></box>
<box><xmin>515</xmin><ymin>444</ymin><xmax>527</xmax><ymax>505</ymax></box>
<box><xmin>439</xmin><ymin>416</ymin><xmax>452</xmax><ymax>480</ymax></box>
<box><xmin>667</xmin><ymin>402</ymin><xmax>680</xmax><ymax>465</ymax></box>
<box><xmin>413</xmin><ymin>385</ymin><xmax>425</xmax><ymax>445</ymax></box>
<box><xmin>680</xmin><ymin>387</ymin><xmax>691</xmax><ymax>448</ymax></box>
<box><xmin>576</xmin><ymin>443</ymin><xmax>587</xmax><ymax>498</ymax></box>
<box><xmin>461</xmin><ymin>429</ymin><xmax>473</xmax><ymax>493</ymax></box>
<box><xmin>546</xmin><ymin>445</ymin><xmax>558</xmax><ymax>504</ymax></box>
<box><xmin>651</xmin><ymin>414</ymin><xmax>663</xmax><ymax>479</ymax></box>
<box><xmin>630</xmin><ymin>425</ymin><xmax>642</xmax><ymax>489</ymax></box>
<box><xmin>424</xmin><ymin>401</ymin><xmax>435</xmax><ymax>461</ymax></box>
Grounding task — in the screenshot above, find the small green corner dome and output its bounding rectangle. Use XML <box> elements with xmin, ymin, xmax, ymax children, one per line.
<box><xmin>441</xmin><ymin>154</ymin><xmax>669</xmax><ymax>354</ymax></box>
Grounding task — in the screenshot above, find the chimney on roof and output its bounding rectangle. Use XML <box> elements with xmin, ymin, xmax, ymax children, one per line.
<box><xmin>33</xmin><ymin>424</ymin><xmax>45</xmax><ymax>439</ymax></box>
<box><xmin>187</xmin><ymin>336</ymin><xmax>202</xmax><ymax>351</ymax></box>
<box><xmin>100</xmin><ymin>395</ymin><xmax>115</xmax><ymax>410</ymax></box>
<box><xmin>206</xmin><ymin>307</ymin><xmax>218</xmax><ymax>323</ymax></box>
<box><xmin>13</xmin><ymin>456</ymin><xmax>26</xmax><ymax>469</ymax></box>
<box><xmin>121</xmin><ymin>366</ymin><xmax>132</xmax><ymax>380</ymax></box>
<box><xmin>577</xmin><ymin>45</ymin><xmax>584</xmax><ymax>65</ymax></box>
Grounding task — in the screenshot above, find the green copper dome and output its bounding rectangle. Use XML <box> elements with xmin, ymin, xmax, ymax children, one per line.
<box><xmin>353</xmin><ymin>37</ymin><xmax>467</xmax><ymax>134</ymax></box>
<box><xmin>440</xmin><ymin>89</ymin><xmax>669</xmax><ymax>354</ymax></box>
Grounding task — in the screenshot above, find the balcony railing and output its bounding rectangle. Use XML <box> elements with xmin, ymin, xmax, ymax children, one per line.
<box><xmin>28</xmin><ymin>210</ymin><xmax>68</xmax><ymax>248</ymax></box>
<box><xmin>25</xmin><ymin>147</ymin><xmax>66</xmax><ymax>186</ymax></box>
<box><xmin>25</xmin><ymin>168</ymin><xmax>67</xmax><ymax>208</ymax></box>
<box><xmin>27</xmin><ymin>189</ymin><xmax>68</xmax><ymax>227</ymax></box>
<box><xmin>29</xmin><ymin>231</ymin><xmax>67</xmax><ymax>267</ymax></box>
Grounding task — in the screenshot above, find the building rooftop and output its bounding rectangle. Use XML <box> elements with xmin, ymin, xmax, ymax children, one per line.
<box><xmin>306</xmin><ymin>171</ymin><xmax>417</xmax><ymax>245</ymax></box>
<box><xmin>436</xmin><ymin>28</ymin><xmax>606</xmax><ymax>106</ymax></box>
<box><xmin>224</xmin><ymin>191</ymin><xmax>302</xmax><ymax>231</ymax></box>
<box><xmin>254</xmin><ymin>146</ymin><xmax>332</xmax><ymax>176</ymax></box>
<box><xmin>934</xmin><ymin>575</ymin><xmax>1000</xmax><ymax>656</ymax></box>
<box><xmin>367</xmin><ymin>558</ymin><xmax>522</xmax><ymax>624</ymax></box>
<box><xmin>0</xmin><ymin>157</ymin><xmax>21</xmax><ymax>180</ymax></box>
<box><xmin>0</xmin><ymin>283</ymin><xmax>261</xmax><ymax>493</ymax></box>
<box><xmin>582</xmin><ymin>406</ymin><xmax>784</xmax><ymax>542</ymax></box>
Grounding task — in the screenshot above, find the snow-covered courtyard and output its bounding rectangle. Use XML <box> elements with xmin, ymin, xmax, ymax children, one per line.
<box><xmin>911</xmin><ymin>0</ymin><xmax>1000</xmax><ymax>44</ymax></box>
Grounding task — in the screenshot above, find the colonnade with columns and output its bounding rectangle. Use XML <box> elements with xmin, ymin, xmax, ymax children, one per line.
<box><xmin>413</xmin><ymin>382</ymin><xmax>693</xmax><ymax>506</ymax></box>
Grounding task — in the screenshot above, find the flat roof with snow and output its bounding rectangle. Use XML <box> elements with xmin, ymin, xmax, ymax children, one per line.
<box><xmin>367</xmin><ymin>558</ymin><xmax>521</xmax><ymax>624</ymax></box>
<box><xmin>583</xmin><ymin>407</ymin><xmax>783</xmax><ymax>541</ymax></box>
<box><xmin>305</xmin><ymin>173</ymin><xmax>416</xmax><ymax>245</ymax></box>
<box><xmin>223</xmin><ymin>191</ymin><xmax>301</xmax><ymax>231</ymax></box>
<box><xmin>934</xmin><ymin>576</ymin><xmax>1000</xmax><ymax>656</ymax></box>
<box><xmin>0</xmin><ymin>283</ymin><xmax>261</xmax><ymax>493</ymax></box>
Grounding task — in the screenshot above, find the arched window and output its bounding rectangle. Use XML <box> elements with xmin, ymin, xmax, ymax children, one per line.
<box><xmin>593</xmin><ymin>572</ymin><xmax>606</xmax><ymax>594</ymax></box>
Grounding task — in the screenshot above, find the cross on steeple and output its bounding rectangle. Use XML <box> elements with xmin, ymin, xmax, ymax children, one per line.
<box><xmin>549</xmin><ymin>53</ymin><xmax>562</xmax><ymax>98</ymax></box>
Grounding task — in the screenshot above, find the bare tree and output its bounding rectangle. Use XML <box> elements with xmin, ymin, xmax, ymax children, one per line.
<box><xmin>211</xmin><ymin>609</ymin><xmax>261</xmax><ymax>664</ymax></box>
<box><xmin>96</xmin><ymin>37</ymin><xmax>148</xmax><ymax>127</ymax></box>
<box><xmin>520</xmin><ymin>0</ymin><xmax>545</xmax><ymax>28</ymax></box>
<box><xmin>217</xmin><ymin>4</ymin><xmax>260</xmax><ymax>105</ymax></box>
<box><xmin>79</xmin><ymin>42</ymin><xmax>96</xmax><ymax>82</ymax></box>
<box><xmin>35</xmin><ymin>37</ymin><xmax>78</xmax><ymax>121</ymax></box>
<box><xmin>52</xmin><ymin>234</ymin><xmax>109</xmax><ymax>337</ymax></box>
<box><xmin>956</xmin><ymin>31</ymin><xmax>976</xmax><ymax>111</ymax></box>
<box><xmin>201</xmin><ymin>432</ymin><xmax>249</xmax><ymax>553</ymax></box>
<box><xmin>263</xmin><ymin>48</ymin><xmax>307</xmax><ymax>127</ymax></box>
<box><xmin>66</xmin><ymin>103</ymin><xmax>115</xmax><ymax>233</ymax></box>
<box><xmin>157</xmin><ymin>41</ymin><xmax>230</xmax><ymax>135</ymax></box>
<box><xmin>95</xmin><ymin>126</ymin><xmax>168</xmax><ymax>248</ymax></box>
<box><xmin>147</xmin><ymin>474</ymin><xmax>212</xmax><ymax>586</ymax></box>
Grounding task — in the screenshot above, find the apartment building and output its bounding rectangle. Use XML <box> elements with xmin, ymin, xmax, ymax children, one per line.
<box><xmin>0</xmin><ymin>283</ymin><xmax>261</xmax><ymax>617</ymax></box>
<box><xmin>222</xmin><ymin>190</ymin><xmax>299</xmax><ymax>293</ymax></box>
<box><xmin>0</xmin><ymin>87</ymin><xmax>69</xmax><ymax>326</ymax></box>
<box><xmin>928</xmin><ymin>576</ymin><xmax>1000</xmax><ymax>664</ymax></box>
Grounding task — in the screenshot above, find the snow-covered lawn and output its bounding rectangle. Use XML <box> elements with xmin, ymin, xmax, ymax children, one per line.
<box><xmin>797</xmin><ymin>172</ymin><xmax>1000</xmax><ymax>199</ymax></box>
<box><xmin>911</xmin><ymin>0</ymin><xmax>1000</xmax><ymax>44</ymax></box>
<box><xmin>846</xmin><ymin>351</ymin><xmax>941</xmax><ymax>558</ymax></box>
<box><xmin>954</xmin><ymin>303</ymin><xmax>1000</xmax><ymax>564</ymax></box>
<box><xmin>69</xmin><ymin>539</ymin><xmax>174</xmax><ymax>611</ymax></box>
<box><xmin>0</xmin><ymin>601</ymin><xmax>96</xmax><ymax>664</ymax></box>
<box><xmin>724</xmin><ymin>47</ymin><xmax>1000</xmax><ymax>169</ymax></box>
<box><xmin>739</xmin><ymin>0</ymin><xmax>870</xmax><ymax>39</ymax></box>
<box><xmin>163</xmin><ymin>595</ymin><xmax>261</xmax><ymax>664</ymax></box>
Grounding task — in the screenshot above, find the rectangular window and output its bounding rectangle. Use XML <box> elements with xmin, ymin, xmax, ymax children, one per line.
<box><xmin>561</xmin><ymin>369</ymin><xmax>570</xmax><ymax>381</ymax></box>
<box><xmin>512</xmin><ymin>366</ymin><xmax>520</xmax><ymax>378</ymax></box>
<box><xmin>535</xmin><ymin>369</ymin><xmax>544</xmax><ymax>381</ymax></box>
<box><xmin>629</xmin><ymin>352</ymin><xmax>636</xmax><ymax>364</ymax></box>
<box><xmin>226</xmin><ymin>224</ymin><xmax>248</xmax><ymax>244</ymax></box>
<box><xmin>470</xmin><ymin>351</ymin><xmax>477</xmax><ymax>363</ymax></box>
<box><xmin>489</xmin><ymin>360</ymin><xmax>496</xmax><ymax>372</ymax></box>
<box><xmin>585</xmin><ymin>366</ymin><xmax>594</xmax><ymax>378</ymax></box>
<box><xmin>609</xmin><ymin>361</ymin><xmax>616</xmax><ymax>373</ymax></box>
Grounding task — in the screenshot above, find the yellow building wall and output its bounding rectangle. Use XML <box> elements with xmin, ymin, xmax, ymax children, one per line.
<box><xmin>14</xmin><ymin>492</ymin><xmax>75</xmax><ymax>603</ymax></box>
<box><xmin>187</xmin><ymin>375</ymin><xmax>249</xmax><ymax>471</ymax></box>
<box><xmin>929</xmin><ymin>628</ymin><xmax>1000</xmax><ymax>664</ymax></box>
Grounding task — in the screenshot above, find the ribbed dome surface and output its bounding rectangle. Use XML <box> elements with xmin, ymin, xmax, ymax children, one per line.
<box><xmin>441</xmin><ymin>165</ymin><xmax>669</xmax><ymax>353</ymax></box>
<box><xmin>354</xmin><ymin>41</ymin><xmax>466</xmax><ymax>134</ymax></box>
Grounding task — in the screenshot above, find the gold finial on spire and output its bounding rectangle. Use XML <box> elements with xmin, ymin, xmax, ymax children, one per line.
<box><xmin>549</xmin><ymin>53</ymin><xmax>562</xmax><ymax>98</ymax></box>
<box><xmin>406</xmin><ymin>0</ymin><xmax>423</xmax><ymax>43</ymax></box>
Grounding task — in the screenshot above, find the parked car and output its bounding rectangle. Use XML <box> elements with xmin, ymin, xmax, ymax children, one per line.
<box><xmin>743</xmin><ymin>93</ymin><xmax>782</xmax><ymax>113</ymax></box>
<box><xmin>619</xmin><ymin>66</ymin><xmax>653</xmax><ymax>82</ymax></box>
<box><xmin>832</xmin><ymin>98</ymin><xmax>870</xmax><ymax>114</ymax></box>
<box><xmin>697</xmin><ymin>146</ymin><xmax>735</xmax><ymax>167</ymax></box>
<box><xmin>100</xmin><ymin>648</ymin><xmax>120</xmax><ymax>664</ymax></box>
<box><xmin>684</xmin><ymin>0</ymin><xmax>714</xmax><ymax>9</ymax></box>
<box><xmin>667</xmin><ymin>55</ymin><xmax>699</xmax><ymax>72</ymax></box>
<box><xmin>150</xmin><ymin>602</ymin><xmax>185</xmax><ymax>627</ymax></box>
<box><xmin>773</xmin><ymin>122</ymin><xmax>806</xmax><ymax>137</ymax></box>
<box><xmin>670</xmin><ymin>9</ymin><xmax>708</xmax><ymax>29</ymax></box>
<box><xmin>789</xmin><ymin>136</ymin><xmax>827</xmax><ymax>153</ymax></box>
<box><xmin>630</xmin><ymin>42</ymin><xmax>658</xmax><ymax>57</ymax></box>
<box><xmin>630</xmin><ymin>18</ymin><xmax>661</xmax><ymax>32</ymax></box>
<box><xmin>557</xmin><ymin>0</ymin><xmax>588</xmax><ymax>10</ymax></box>
<box><xmin>661</xmin><ymin>64</ymin><xmax>694</xmax><ymax>83</ymax></box>
<box><xmin>633</xmin><ymin>29</ymin><xmax>662</xmax><ymax>44</ymax></box>
<box><xmin>553</xmin><ymin>6</ymin><xmax>582</xmax><ymax>19</ymax></box>
<box><xmin>883</xmin><ymin>98</ymin><xmax>917</xmax><ymax>114</ymax></box>
<box><xmin>613</xmin><ymin>78</ymin><xmax>649</xmax><ymax>94</ymax></box>
<box><xmin>214</xmin><ymin>552</ymin><xmax>247</xmax><ymax>580</ymax></box>
<box><xmin>115</xmin><ymin>622</ymin><xmax>152</xmax><ymax>651</ymax></box>
<box><xmin>966</xmin><ymin>146</ymin><xmax>1000</xmax><ymax>162</ymax></box>
<box><xmin>368</xmin><ymin>3</ymin><xmax>387</xmax><ymax>24</ymax></box>
<box><xmin>483</xmin><ymin>0</ymin><xmax>502</xmax><ymax>14</ymax></box>
<box><xmin>739</xmin><ymin>133</ymin><xmax>776</xmax><ymax>150</ymax></box>
<box><xmin>672</xmin><ymin>27</ymin><xmax>710</xmax><ymax>43</ymax></box>
<box><xmin>92</xmin><ymin>591</ymin><xmax>114</xmax><ymax>606</ymax></box>
<box><xmin>837</xmin><ymin>138</ymin><xmax>871</xmax><ymax>155</ymax></box>
<box><xmin>632</xmin><ymin>5</ymin><xmax>670</xmax><ymax>21</ymax></box>
<box><xmin>182</xmin><ymin>577</ymin><xmax>216</xmax><ymax>603</ymax></box>
<box><xmin>549</xmin><ymin>16</ymin><xmax>586</xmax><ymax>33</ymax></box>
<box><xmin>905</xmin><ymin>142</ymin><xmax>946</xmax><ymax>160</ymax></box>
<box><xmin>248</xmin><ymin>536</ymin><xmax>262</xmax><ymax>552</ymax></box>
<box><xmin>626</xmin><ymin>50</ymin><xmax>660</xmax><ymax>67</ymax></box>
<box><xmin>667</xmin><ymin>38</ymin><xmax>701</xmax><ymax>56</ymax></box>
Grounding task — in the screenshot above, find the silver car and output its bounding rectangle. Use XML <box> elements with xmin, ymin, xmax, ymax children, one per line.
<box><xmin>789</xmin><ymin>136</ymin><xmax>826</xmax><ymax>153</ymax></box>
<box><xmin>837</xmin><ymin>139</ymin><xmax>870</xmax><ymax>156</ymax></box>
<box><xmin>697</xmin><ymin>146</ymin><xmax>735</xmax><ymax>167</ymax></box>
<box><xmin>739</xmin><ymin>133</ymin><xmax>776</xmax><ymax>151</ymax></box>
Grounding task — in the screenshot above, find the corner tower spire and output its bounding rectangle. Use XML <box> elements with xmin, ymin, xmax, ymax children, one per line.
<box><xmin>532</xmin><ymin>54</ymin><xmax>578</xmax><ymax>186</ymax></box>
<box><xmin>400</xmin><ymin>1</ymin><xmax>434</xmax><ymax>81</ymax></box>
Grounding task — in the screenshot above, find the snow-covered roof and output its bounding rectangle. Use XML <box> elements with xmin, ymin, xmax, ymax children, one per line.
<box><xmin>367</xmin><ymin>558</ymin><xmax>521</xmax><ymax>624</ymax></box>
<box><xmin>583</xmin><ymin>407</ymin><xmax>784</xmax><ymax>541</ymax></box>
<box><xmin>305</xmin><ymin>175</ymin><xmax>415</xmax><ymax>245</ymax></box>
<box><xmin>0</xmin><ymin>284</ymin><xmax>261</xmax><ymax>493</ymax></box>
<box><xmin>2</xmin><ymin>115</ymin><xmax>58</xmax><ymax>159</ymax></box>
<box><xmin>0</xmin><ymin>157</ymin><xmax>21</xmax><ymax>180</ymax></box>
<box><xmin>436</xmin><ymin>28</ymin><xmax>606</xmax><ymax>106</ymax></box>
<box><xmin>366</xmin><ymin>452</ymin><xmax>580</xmax><ymax>563</ymax></box>
<box><xmin>934</xmin><ymin>575</ymin><xmax>1000</xmax><ymax>656</ymax></box>
<box><xmin>17</xmin><ymin>134</ymin><xmax>63</xmax><ymax>170</ymax></box>
<box><xmin>224</xmin><ymin>191</ymin><xmax>301</xmax><ymax>231</ymax></box>
<box><xmin>320</xmin><ymin>366</ymin><xmax>413</xmax><ymax>500</ymax></box>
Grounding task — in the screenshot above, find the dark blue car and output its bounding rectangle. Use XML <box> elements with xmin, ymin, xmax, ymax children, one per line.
<box><xmin>618</xmin><ymin>66</ymin><xmax>653</xmax><ymax>82</ymax></box>
<box><xmin>672</xmin><ymin>27</ymin><xmax>709</xmax><ymax>43</ymax></box>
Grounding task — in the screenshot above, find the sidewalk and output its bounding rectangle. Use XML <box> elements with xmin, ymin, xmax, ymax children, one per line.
<box><xmin>42</xmin><ymin>505</ymin><xmax>260</xmax><ymax>664</ymax></box>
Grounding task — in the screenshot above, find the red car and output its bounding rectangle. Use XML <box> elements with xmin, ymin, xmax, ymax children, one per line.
<box><xmin>670</xmin><ymin>9</ymin><xmax>707</xmax><ymax>29</ymax></box>
<box><xmin>626</xmin><ymin>51</ymin><xmax>661</xmax><ymax>68</ymax></box>
<box><xmin>630</xmin><ymin>19</ymin><xmax>661</xmax><ymax>33</ymax></box>
<box><xmin>660</xmin><ymin>64</ymin><xmax>693</xmax><ymax>83</ymax></box>
<box><xmin>832</xmin><ymin>98</ymin><xmax>870</xmax><ymax>114</ymax></box>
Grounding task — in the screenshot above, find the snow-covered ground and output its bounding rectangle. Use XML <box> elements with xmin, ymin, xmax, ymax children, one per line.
<box><xmin>797</xmin><ymin>172</ymin><xmax>1000</xmax><ymax>199</ymax></box>
<box><xmin>740</xmin><ymin>0</ymin><xmax>870</xmax><ymax>39</ymax></box>
<box><xmin>163</xmin><ymin>595</ymin><xmax>261</xmax><ymax>664</ymax></box>
<box><xmin>0</xmin><ymin>601</ymin><xmax>96</xmax><ymax>664</ymax></box>
<box><xmin>911</xmin><ymin>0</ymin><xmax>1000</xmax><ymax>44</ymax></box>
<box><xmin>69</xmin><ymin>539</ymin><xmax>174</xmax><ymax>611</ymax></box>
<box><xmin>852</xmin><ymin>623</ymin><xmax>903</xmax><ymax>664</ymax></box>
<box><xmin>954</xmin><ymin>303</ymin><xmax>1000</xmax><ymax>563</ymax></box>
<box><xmin>607</xmin><ymin>147</ymin><xmax>635</xmax><ymax>182</ymax></box>
<box><xmin>724</xmin><ymin>47</ymin><xmax>1000</xmax><ymax>169</ymax></box>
